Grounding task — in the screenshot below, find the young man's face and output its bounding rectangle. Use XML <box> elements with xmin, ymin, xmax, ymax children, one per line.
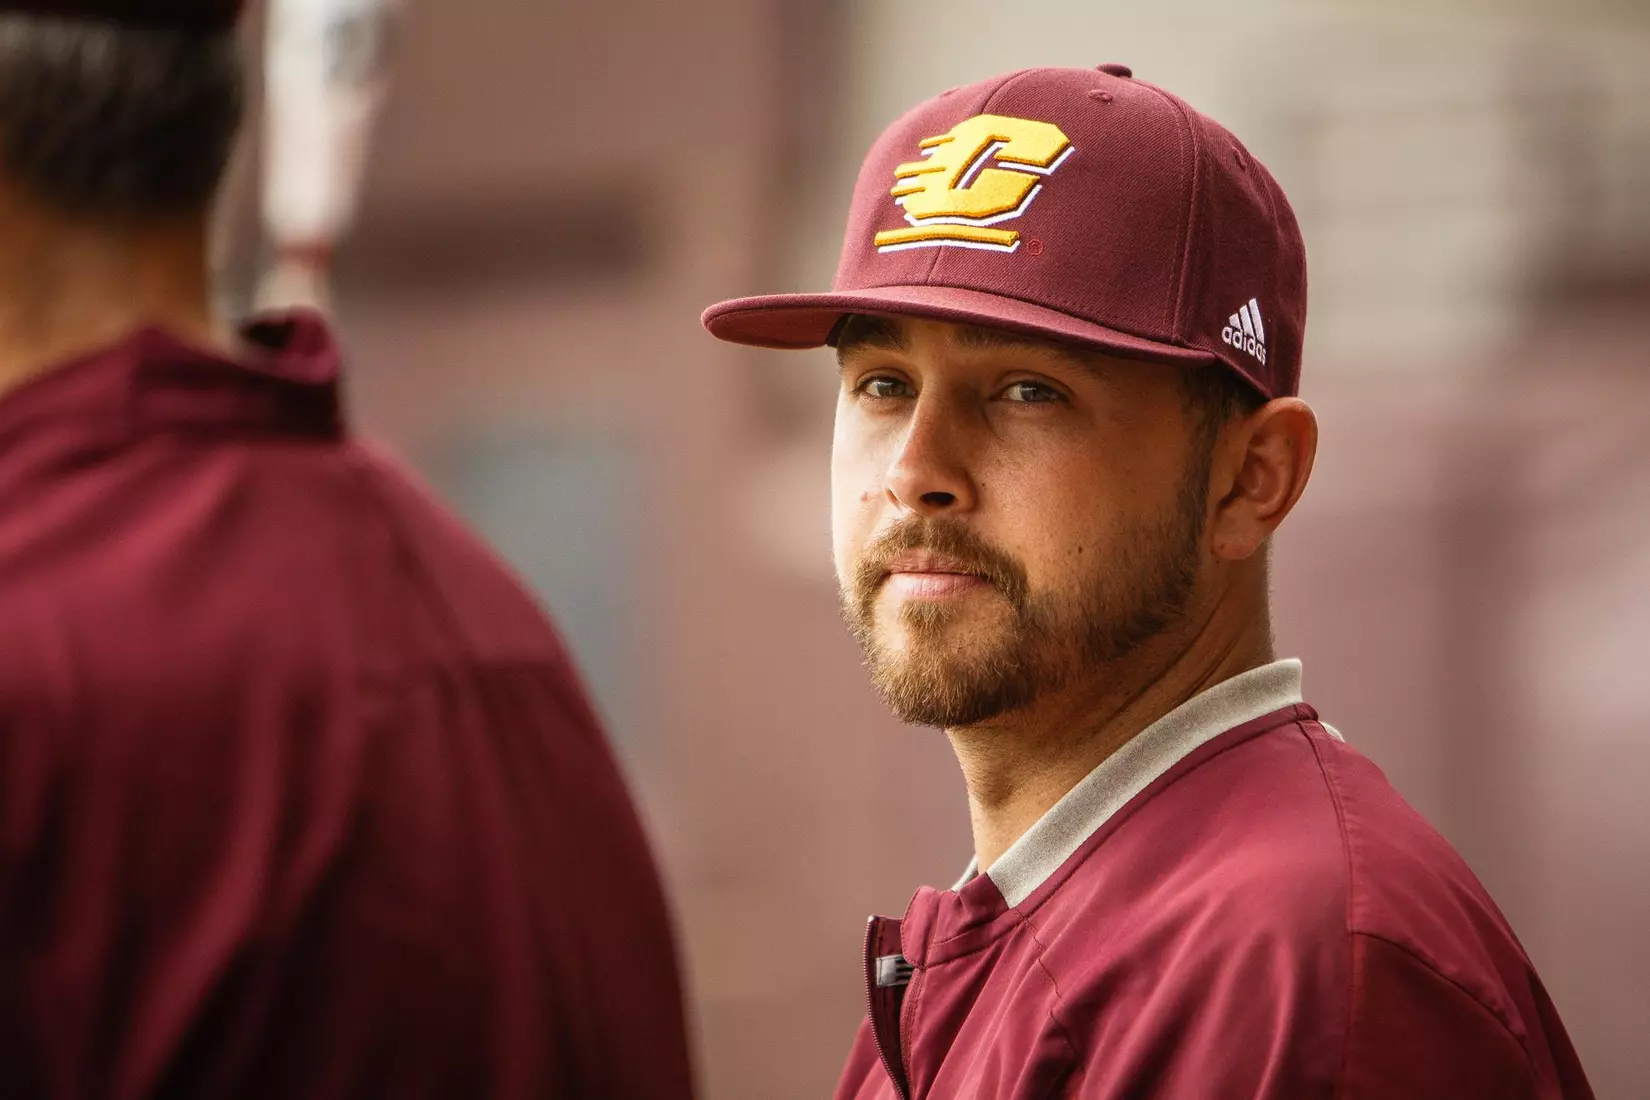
<box><xmin>832</xmin><ymin>315</ymin><xmax>1215</xmax><ymax>728</ymax></box>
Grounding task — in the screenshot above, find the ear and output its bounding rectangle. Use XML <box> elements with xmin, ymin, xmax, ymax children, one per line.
<box><xmin>1207</xmin><ymin>397</ymin><xmax>1317</xmax><ymax>562</ymax></box>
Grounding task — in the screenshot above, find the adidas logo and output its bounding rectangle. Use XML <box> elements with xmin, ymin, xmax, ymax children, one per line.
<box><xmin>1222</xmin><ymin>298</ymin><xmax>1267</xmax><ymax>365</ymax></box>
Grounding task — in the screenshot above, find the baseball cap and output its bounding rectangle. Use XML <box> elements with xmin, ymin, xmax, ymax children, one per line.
<box><xmin>0</xmin><ymin>0</ymin><xmax>245</xmax><ymax>30</ymax></box>
<box><xmin>702</xmin><ymin>64</ymin><xmax>1307</xmax><ymax>398</ymax></box>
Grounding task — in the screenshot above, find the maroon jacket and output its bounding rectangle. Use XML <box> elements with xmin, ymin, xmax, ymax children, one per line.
<box><xmin>838</xmin><ymin>661</ymin><xmax>1594</xmax><ymax>1099</ymax></box>
<box><xmin>0</xmin><ymin>314</ymin><xmax>694</xmax><ymax>1100</ymax></box>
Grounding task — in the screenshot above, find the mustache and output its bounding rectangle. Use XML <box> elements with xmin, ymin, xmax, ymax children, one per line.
<box><xmin>852</xmin><ymin>518</ymin><xmax>1029</xmax><ymax>611</ymax></box>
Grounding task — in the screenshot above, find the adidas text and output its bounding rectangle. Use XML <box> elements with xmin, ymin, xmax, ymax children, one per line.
<box><xmin>1222</xmin><ymin>298</ymin><xmax>1268</xmax><ymax>366</ymax></box>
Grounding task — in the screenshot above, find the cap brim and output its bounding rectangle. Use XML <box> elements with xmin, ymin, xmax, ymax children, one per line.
<box><xmin>701</xmin><ymin>284</ymin><xmax>1215</xmax><ymax>366</ymax></box>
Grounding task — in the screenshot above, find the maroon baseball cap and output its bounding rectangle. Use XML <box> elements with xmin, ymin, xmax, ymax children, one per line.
<box><xmin>702</xmin><ymin>64</ymin><xmax>1307</xmax><ymax>398</ymax></box>
<box><xmin>0</xmin><ymin>0</ymin><xmax>245</xmax><ymax>30</ymax></box>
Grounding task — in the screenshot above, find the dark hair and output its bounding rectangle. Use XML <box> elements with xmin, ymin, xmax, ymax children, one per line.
<box><xmin>0</xmin><ymin>14</ymin><xmax>244</xmax><ymax>218</ymax></box>
<box><xmin>1180</xmin><ymin>361</ymin><xmax>1267</xmax><ymax>464</ymax></box>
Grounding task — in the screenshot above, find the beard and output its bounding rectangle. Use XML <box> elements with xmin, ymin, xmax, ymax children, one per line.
<box><xmin>840</xmin><ymin>470</ymin><xmax>1208</xmax><ymax>729</ymax></box>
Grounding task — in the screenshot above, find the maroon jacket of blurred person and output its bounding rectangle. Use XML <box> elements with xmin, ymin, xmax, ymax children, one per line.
<box><xmin>0</xmin><ymin>4</ymin><xmax>695</xmax><ymax>1098</ymax></box>
<box><xmin>704</xmin><ymin>64</ymin><xmax>1596</xmax><ymax>1098</ymax></box>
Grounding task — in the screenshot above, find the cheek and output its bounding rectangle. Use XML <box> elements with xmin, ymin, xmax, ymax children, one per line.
<box><xmin>994</xmin><ymin>444</ymin><xmax>1156</xmax><ymax>585</ymax></box>
<box><xmin>1021</xmin><ymin>508</ymin><xmax>1117</xmax><ymax>594</ymax></box>
<box><xmin>830</xmin><ymin>410</ymin><xmax>883</xmax><ymax>585</ymax></box>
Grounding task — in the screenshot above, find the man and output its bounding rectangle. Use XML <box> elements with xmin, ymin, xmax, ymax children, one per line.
<box><xmin>703</xmin><ymin>64</ymin><xmax>1594</xmax><ymax>1098</ymax></box>
<box><xmin>0</xmin><ymin>4</ymin><xmax>693</xmax><ymax>1098</ymax></box>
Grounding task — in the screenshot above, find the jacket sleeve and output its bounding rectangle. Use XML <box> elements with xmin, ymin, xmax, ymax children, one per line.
<box><xmin>1070</xmin><ymin>922</ymin><xmax>1551</xmax><ymax>1099</ymax></box>
<box><xmin>1339</xmin><ymin>932</ymin><xmax>1551</xmax><ymax>1100</ymax></box>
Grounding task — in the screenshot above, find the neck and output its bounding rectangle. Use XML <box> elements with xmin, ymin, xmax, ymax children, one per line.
<box><xmin>950</xmin><ymin>571</ymin><xmax>1275</xmax><ymax>873</ymax></box>
<box><xmin>0</xmin><ymin>201</ymin><xmax>230</xmax><ymax>399</ymax></box>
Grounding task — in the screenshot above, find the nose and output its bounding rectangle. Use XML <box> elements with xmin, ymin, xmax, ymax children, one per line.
<box><xmin>884</xmin><ymin>397</ymin><xmax>978</xmax><ymax>516</ymax></box>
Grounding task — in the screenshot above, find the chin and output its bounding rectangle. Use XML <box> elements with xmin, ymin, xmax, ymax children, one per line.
<box><xmin>876</xmin><ymin>670</ymin><xmax>1032</xmax><ymax>730</ymax></box>
<box><xmin>889</xmin><ymin>590</ymin><xmax>1002</xmax><ymax>636</ymax></box>
<box><xmin>867</xmin><ymin>634</ymin><xmax>1039</xmax><ymax>729</ymax></box>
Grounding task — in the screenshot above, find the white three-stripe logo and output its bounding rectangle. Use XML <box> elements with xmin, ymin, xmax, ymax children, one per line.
<box><xmin>1221</xmin><ymin>298</ymin><xmax>1268</xmax><ymax>365</ymax></box>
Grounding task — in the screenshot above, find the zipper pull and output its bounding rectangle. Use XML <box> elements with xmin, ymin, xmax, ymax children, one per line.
<box><xmin>875</xmin><ymin>953</ymin><xmax>915</xmax><ymax>988</ymax></box>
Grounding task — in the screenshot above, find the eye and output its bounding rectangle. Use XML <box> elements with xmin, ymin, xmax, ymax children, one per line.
<box><xmin>855</xmin><ymin>375</ymin><xmax>915</xmax><ymax>399</ymax></box>
<box><xmin>1000</xmin><ymin>380</ymin><xmax>1064</xmax><ymax>404</ymax></box>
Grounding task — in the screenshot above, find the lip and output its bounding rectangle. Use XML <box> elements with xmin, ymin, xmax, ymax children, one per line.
<box><xmin>882</xmin><ymin>550</ymin><xmax>982</xmax><ymax>576</ymax></box>
<box><xmin>885</xmin><ymin>571</ymin><xmax>989</xmax><ymax>599</ymax></box>
<box><xmin>879</xmin><ymin>550</ymin><xmax>991</xmax><ymax>601</ymax></box>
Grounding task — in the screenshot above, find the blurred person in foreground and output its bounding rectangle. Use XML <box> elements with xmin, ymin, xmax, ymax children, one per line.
<box><xmin>704</xmin><ymin>63</ymin><xmax>1593</xmax><ymax>1099</ymax></box>
<box><xmin>0</xmin><ymin>3</ymin><xmax>694</xmax><ymax>1098</ymax></box>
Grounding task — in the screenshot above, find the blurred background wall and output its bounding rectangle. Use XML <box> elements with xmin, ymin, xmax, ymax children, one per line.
<box><xmin>226</xmin><ymin>0</ymin><xmax>1650</xmax><ymax>1095</ymax></box>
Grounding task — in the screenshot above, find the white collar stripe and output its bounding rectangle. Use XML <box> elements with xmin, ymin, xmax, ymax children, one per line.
<box><xmin>961</xmin><ymin>659</ymin><xmax>1306</xmax><ymax>906</ymax></box>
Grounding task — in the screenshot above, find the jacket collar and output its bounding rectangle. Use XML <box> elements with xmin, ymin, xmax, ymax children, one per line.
<box><xmin>956</xmin><ymin>658</ymin><xmax>1319</xmax><ymax>907</ymax></box>
<box><xmin>0</xmin><ymin>309</ymin><xmax>343</xmax><ymax>464</ymax></box>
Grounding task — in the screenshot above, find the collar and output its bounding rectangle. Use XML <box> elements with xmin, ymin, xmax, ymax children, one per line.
<box><xmin>957</xmin><ymin>658</ymin><xmax>1327</xmax><ymax>907</ymax></box>
<box><xmin>0</xmin><ymin>309</ymin><xmax>344</xmax><ymax>462</ymax></box>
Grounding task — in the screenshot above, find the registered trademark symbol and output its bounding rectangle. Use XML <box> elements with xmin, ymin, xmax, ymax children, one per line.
<box><xmin>1027</xmin><ymin>239</ymin><xmax>1045</xmax><ymax>255</ymax></box>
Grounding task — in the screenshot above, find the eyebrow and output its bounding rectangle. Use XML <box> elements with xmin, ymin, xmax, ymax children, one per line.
<box><xmin>832</xmin><ymin>314</ymin><xmax>1101</xmax><ymax>372</ymax></box>
<box><xmin>953</xmin><ymin>325</ymin><xmax>1078</xmax><ymax>356</ymax></box>
<box><xmin>832</xmin><ymin>315</ymin><xmax>909</xmax><ymax>362</ymax></box>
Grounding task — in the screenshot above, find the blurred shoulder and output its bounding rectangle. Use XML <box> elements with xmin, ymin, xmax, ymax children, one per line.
<box><xmin>0</xmin><ymin>431</ymin><xmax>567</xmax><ymax>702</ymax></box>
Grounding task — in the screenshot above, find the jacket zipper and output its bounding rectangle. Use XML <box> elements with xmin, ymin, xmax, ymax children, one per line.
<box><xmin>863</xmin><ymin>916</ymin><xmax>912</xmax><ymax>1100</ymax></box>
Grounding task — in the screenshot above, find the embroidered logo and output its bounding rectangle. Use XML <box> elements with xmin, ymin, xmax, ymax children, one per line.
<box><xmin>874</xmin><ymin>114</ymin><xmax>1073</xmax><ymax>253</ymax></box>
<box><xmin>1222</xmin><ymin>298</ymin><xmax>1268</xmax><ymax>365</ymax></box>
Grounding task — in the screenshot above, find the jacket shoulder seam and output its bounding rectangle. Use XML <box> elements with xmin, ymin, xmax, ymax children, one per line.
<box><xmin>1349</xmin><ymin>928</ymin><xmax>1539</xmax><ymax>1079</ymax></box>
<box><xmin>1300</xmin><ymin>721</ymin><xmax>1358</xmax><ymax>1100</ymax></box>
<box><xmin>1017</xmin><ymin>909</ymin><xmax>1082</xmax><ymax>1065</ymax></box>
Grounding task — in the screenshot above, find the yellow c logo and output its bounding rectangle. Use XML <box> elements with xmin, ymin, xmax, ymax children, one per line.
<box><xmin>874</xmin><ymin>114</ymin><xmax>1073</xmax><ymax>253</ymax></box>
